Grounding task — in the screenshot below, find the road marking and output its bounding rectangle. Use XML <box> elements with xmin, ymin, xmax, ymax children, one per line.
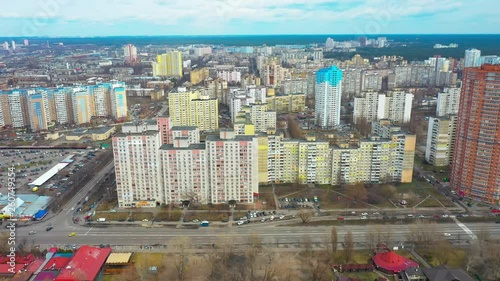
<box><xmin>453</xmin><ymin>217</ymin><xmax>477</xmax><ymax>240</ymax></box>
<box><xmin>85</xmin><ymin>227</ymin><xmax>93</xmax><ymax>236</ymax></box>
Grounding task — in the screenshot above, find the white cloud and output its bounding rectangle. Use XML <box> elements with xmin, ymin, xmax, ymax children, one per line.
<box><xmin>0</xmin><ymin>0</ymin><xmax>490</xmax><ymax>32</ymax></box>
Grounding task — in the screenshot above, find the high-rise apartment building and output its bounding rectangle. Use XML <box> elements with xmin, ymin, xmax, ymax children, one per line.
<box><xmin>168</xmin><ymin>89</ymin><xmax>218</xmax><ymax>131</ymax></box>
<box><xmin>53</xmin><ymin>88</ymin><xmax>73</xmax><ymax>125</ymax></box>
<box><xmin>206</xmin><ymin>131</ymin><xmax>259</xmax><ymax>204</ymax></box>
<box><xmin>315</xmin><ymin>66</ymin><xmax>343</xmax><ymax>128</ymax></box>
<box><xmin>72</xmin><ymin>88</ymin><xmax>95</xmax><ymax>125</ymax></box>
<box><xmin>464</xmin><ymin>48</ymin><xmax>481</xmax><ymax>67</ymax></box>
<box><xmin>451</xmin><ymin>65</ymin><xmax>500</xmax><ymax>204</ymax></box>
<box><xmin>91</xmin><ymin>85</ymin><xmax>111</xmax><ymax>117</ymax></box>
<box><xmin>113</xmin><ymin>131</ymin><xmax>162</xmax><ymax>208</ymax></box>
<box><xmin>425</xmin><ymin>116</ymin><xmax>457</xmax><ymax>166</ymax></box>
<box><xmin>110</xmin><ymin>84</ymin><xmax>128</xmax><ymax>120</ymax></box>
<box><xmin>28</xmin><ymin>92</ymin><xmax>51</xmax><ymax>131</ymax></box>
<box><xmin>160</xmin><ymin>138</ymin><xmax>208</xmax><ymax>204</ymax></box>
<box><xmin>436</xmin><ymin>87</ymin><xmax>461</xmax><ymax>117</ymax></box>
<box><xmin>152</xmin><ymin>51</ymin><xmax>183</xmax><ymax>77</ymax></box>
<box><xmin>353</xmin><ymin>90</ymin><xmax>413</xmax><ymax>124</ymax></box>
<box><xmin>0</xmin><ymin>83</ymin><xmax>127</xmax><ymax>129</ymax></box>
<box><xmin>123</xmin><ymin>44</ymin><xmax>138</xmax><ymax>63</ymax></box>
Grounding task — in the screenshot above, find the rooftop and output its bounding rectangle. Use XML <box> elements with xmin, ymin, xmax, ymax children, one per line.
<box><xmin>422</xmin><ymin>265</ymin><xmax>475</xmax><ymax>281</ymax></box>
<box><xmin>105</xmin><ymin>253</ymin><xmax>132</xmax><ymax>265</ymax></box>
<box><xmin>28</xmin><ymin>162</ymin><xmax>69</xmax><ymax>186</ymax></box>
<box><xmin>54</xmin><ymin>246</ymin><xmax>111</xmax><ymax>281</ymax></box>
<box><xmin>160</xmin><ymin>143</ymin><xmax>206</xmax><ymax>150</ymax></box>
<box><xmin>171</xmin><ymin>126</ymin><xmax>198</xmax><ymax>130</ymax></box>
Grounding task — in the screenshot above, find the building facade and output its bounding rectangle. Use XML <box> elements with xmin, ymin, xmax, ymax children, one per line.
<box><xmin>425</xmin><ymin>115</ymin><xmax>457</xmax><ymax>166</ymax></box>
<box><xmin>451</xmin><ymin>65</ymin><xmax>500</xmax><ymax>204</ymax></box>
<box><xmin>152</xmin><ymin>51</ymin><xmax>183</xmax><ymax>77</ymax></box>
<box><xmin>315</xmin><ymin>66</ymin><xmax>343</xmax><ymax>128</ymax></box>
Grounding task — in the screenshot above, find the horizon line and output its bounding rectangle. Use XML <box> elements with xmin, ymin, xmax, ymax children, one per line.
<box><xmin>1</xmin><ymin>33</ymin><xmax>500</xmax><ymax>39</ymax></box>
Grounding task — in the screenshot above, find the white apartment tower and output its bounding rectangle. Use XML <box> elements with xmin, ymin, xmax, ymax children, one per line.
<box><xmin>160</xmin><ymin>138</ymin><xmax>208</xmax><ymax>204</ymax></box>
<box><xmin>315</xmin><ymin>66</ymin><xmax>343</xmax><ymax>128</ymax></box>
<box><xmin>464</xmin><ymin>48</ymin><xmax>481</xmax><ymax>67</ymax></box>
<box><xmin>425</xmin><ymin>116</ymin><xmax>458</xmax><ymax>166</ymax></box>
<box><xmin>436</xmin><ymin>87</ymin><xmax>460</xmax><ymax>117</ymax></box>
<box><xmin>113</xmin><ymin>131</ymin><xmax>162</xmax><ymax>208</ymax></box>
<box><xmin>206</xmin><ymin>131</ymin><xmax>259</xmax><ymax>204</ymax></box>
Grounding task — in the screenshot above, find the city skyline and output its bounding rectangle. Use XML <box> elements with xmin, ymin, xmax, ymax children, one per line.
<box><xmin>0</xmin><ymin>0</ymin><xmax>499</xmax><ymax>37</ymax></box>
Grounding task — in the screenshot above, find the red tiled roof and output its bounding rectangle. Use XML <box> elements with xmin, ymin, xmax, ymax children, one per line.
<box><xmin>372</xmin><ymin>251</ymin><xmax>419</xmax><ymax>273</ymax></box>
<box><xmin>25</xmin><ymin>259</ymin><xmax>45</xmax><ymax>273</ymax></box>
<box><xmin>0</xmin><ymin>264</ymin><xmax>26</xmax><ymax>274</ymax></box>
<box><xmin>55</xmin><ymin>246</ymin><xmax>111</xmax><ymax>281</ymax></box>
<box><xmin>43</xmin><ymin>257</ymin><xmax>71</xmax><ymax>271</ymax></box>
<box><xmin>0</xmin><ymin>254</ymin><xmax>35</xmax><ymax>265</ymax></box>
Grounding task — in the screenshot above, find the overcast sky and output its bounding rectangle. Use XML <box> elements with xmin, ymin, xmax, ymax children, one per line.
<box><xmin>0</xmin><ymin>0</ymin><xmax>498</xmax><ymax>37</ymax></box>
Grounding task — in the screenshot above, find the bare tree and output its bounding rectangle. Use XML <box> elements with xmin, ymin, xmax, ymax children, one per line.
<box><xmin>487</xmin><ymin>243</ymin><xmax>500</xmax><ymax>280</ymax></box>
<box><xmin>407</xmin><ymin>221</ymin><xmax>439</xmax><ymax>247</ymax></box>
<box><xmin>298</xmin><ymin>209</ymin><xmax>314</xmax><ymax>223</ymax></box>
<box><xmin>432</xmin><ymin>239</ymin><xmax>453</xmax><ymax>265</ymax></box>
<box><xmin>331</xmin><ymin>226</ymin><xmax>338</xmax><ymax>254</ymax></box>
<box><xmin>344</xmin><ymin>230</ymin><xmax>355</xmax><ymax>263</ymax></box>
<box><xmin>346</xmin><ymin>183</ymin><xmax>368</xmax><ymax>204</ymax></box>
<box><xmin>365</xmin><ymin>228</ymin><xmax>376</xmax><ymax>250</ymax></box>
<box><xmin>463</xmin><ymin>241</ymin><xmax>482</xmax><ymax>272</ymax></box>
<box><xmin>171</xmin><ymin>237</ymin><xmax>191</xmax><ymax>281</ymax></box>
<box><xmin>477</xmin><ymin>226</ymin><xmax>490</xmax><ymax>256</ymax></box>
<box><xmin>245</xmin><ymin>233</ymin><xmax>262</xmax><ymax>279</ymax></box>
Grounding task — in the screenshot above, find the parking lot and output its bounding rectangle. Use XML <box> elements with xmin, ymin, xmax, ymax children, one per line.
<box><xmin>0</xmin><ymin>148</ymin><xmax>105</xmax><ymax>198</ymax></box>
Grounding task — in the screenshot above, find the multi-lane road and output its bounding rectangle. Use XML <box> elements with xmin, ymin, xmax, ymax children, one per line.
<box><xmin>13</xmin><ymin>221</ymin><xmax>500</xmax><ymax>248</ymax></box>
<box><xmin>4</xmin><ymin>156</ymin><xmax>500</xmax><ymax>251</ymax></box>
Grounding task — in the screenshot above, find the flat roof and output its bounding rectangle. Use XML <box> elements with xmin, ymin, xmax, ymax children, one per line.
<box><xmin>29</xmin><ymin>163</ymin><xmax>69</xmax><ymax>186</ymax></box>
<box><xmin>91</xmin><ymin>126</ymin><xmax>114</xmax><ymax>134</ymax></box>
<box><xmin>61</xmin><ymin>154</ymin><xmax>75</xmax><ymax>163</ymax></box>
<box><xmin>105</xmin><ymin>253</ymin><xmax>132</xmax><ymax>265</ymax></box>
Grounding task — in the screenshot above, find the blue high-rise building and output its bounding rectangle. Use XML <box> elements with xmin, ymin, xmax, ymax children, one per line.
<box><xmin>314</xmin><ymin>66</ymin><xmax>343</xmax><ymax>128</ymax></box>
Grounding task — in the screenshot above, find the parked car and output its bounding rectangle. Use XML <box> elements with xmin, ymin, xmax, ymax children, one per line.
<box><xmin>46</xmin><ymin>227</ymin><xmax>53</xmax><ymax>231</ymax></box>
<box><xmin>29</xmin><ymin>231</ymin><xmax>36</xmax><ymax>235</ymax></box>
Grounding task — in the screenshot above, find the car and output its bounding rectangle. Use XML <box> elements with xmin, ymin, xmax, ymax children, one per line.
<box><xmin>29</xmin><ymin>231</ymin><xmax>36</xmax><ymax>235</ymax></box>
<box><xmin>46</xmin><ymin>227</ymin><xmax>53</xmax><ymax>231</ymax></box>
<box><xmin>279</xmin><ymin>215</ymin><xmax>284</xmax><ymax>220</ymax></box>
<box><xmin>372</xmin><ymin>212</ymin><xmax>380</xmax><ymax>215</ymax></box>
<box><xmin>69</xmin><ymin>232</ymin><xmax>76</xmax><ymax>237</ymax></box>
<box><xmin>444</xmin><ymin>233</ymin><xmax>451</xmax><ymax>237</ymax></box>
<box><xmin>142</xmin><ymin>219</ymin><xmax>149</xmax><ymax>222</ymax></box>
<box><xmin>441</xmin><ymin>214</ymin><xmax>449</xmax><ymax>218</ymax></box>
<box><xmin>407</xmin><ymin>214</ymin><xmax>414</xmax><ymax>218</ymax></box>
<box><xmin>361</xmin><ymin>212</ymin><xmax>368</xmax><ymax>216</ymax></box>
<box><xmin>418</xmin><ymin>215</ymin><xmax>425</xmax><ymax>218</ymax></box>
<box><xmin>237</xmin><ymin>221</ymin><xmax>244</xmax><ymax>225</ymax></box>
<box><xmin>260</xmin><ymin>218</ymin><xmax>266</xmax><ymax>223</ymax></box>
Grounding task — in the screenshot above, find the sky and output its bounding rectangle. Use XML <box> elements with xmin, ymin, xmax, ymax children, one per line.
<box><xmin>0</xmin><ymin>0</ymin><xmax>498</xmax><ymax>37</ymax></box>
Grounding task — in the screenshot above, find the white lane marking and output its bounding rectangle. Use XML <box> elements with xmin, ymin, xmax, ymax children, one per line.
<box><xmin>453</xmin><ymin>217</ymin><xmax>477</xmax><ymax>240</ymax></box>
<box><xmin>85</xmin><ymin>227</ymin><xmax>93</xmax><ymax>236</ymax></box>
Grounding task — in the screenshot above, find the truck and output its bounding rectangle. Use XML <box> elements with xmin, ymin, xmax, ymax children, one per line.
<box><xmin>97</xmin><ymin>218</ymin><xmax>106</xmax><ymax>222</ymax></box>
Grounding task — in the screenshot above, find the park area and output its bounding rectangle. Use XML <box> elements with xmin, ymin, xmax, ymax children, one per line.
<box><xmin>264</xmin><ymin>178</ymin><xmax>455</xmax><ymax>211</ymax></box>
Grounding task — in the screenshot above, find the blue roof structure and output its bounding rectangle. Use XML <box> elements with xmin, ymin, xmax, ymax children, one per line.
<box><xmin>316</xmin><ymin>66</ymin><xmax>343</xmax><ymax>86</ymax></box>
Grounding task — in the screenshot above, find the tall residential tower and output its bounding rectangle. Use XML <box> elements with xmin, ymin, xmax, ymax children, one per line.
<box><xmin>315</xmin><ymin>66</ymin><xmax>343</xmax><ymax>128</ymax></box>
<box><xmin>451</xmin><ymin>65</ymin><xmax>500</xmax><ymax>204</ymax></box>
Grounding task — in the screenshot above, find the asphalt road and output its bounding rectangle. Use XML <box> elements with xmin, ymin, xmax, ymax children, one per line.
<box><xmin>3</xmin><ymin>155</ymin><xmax>498</xmax><ymax>251</ymax></box>
<box><xmin>13</xmin><ymin>221</ymin><xmax>500</xmax><ymax>247</ymax></box>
